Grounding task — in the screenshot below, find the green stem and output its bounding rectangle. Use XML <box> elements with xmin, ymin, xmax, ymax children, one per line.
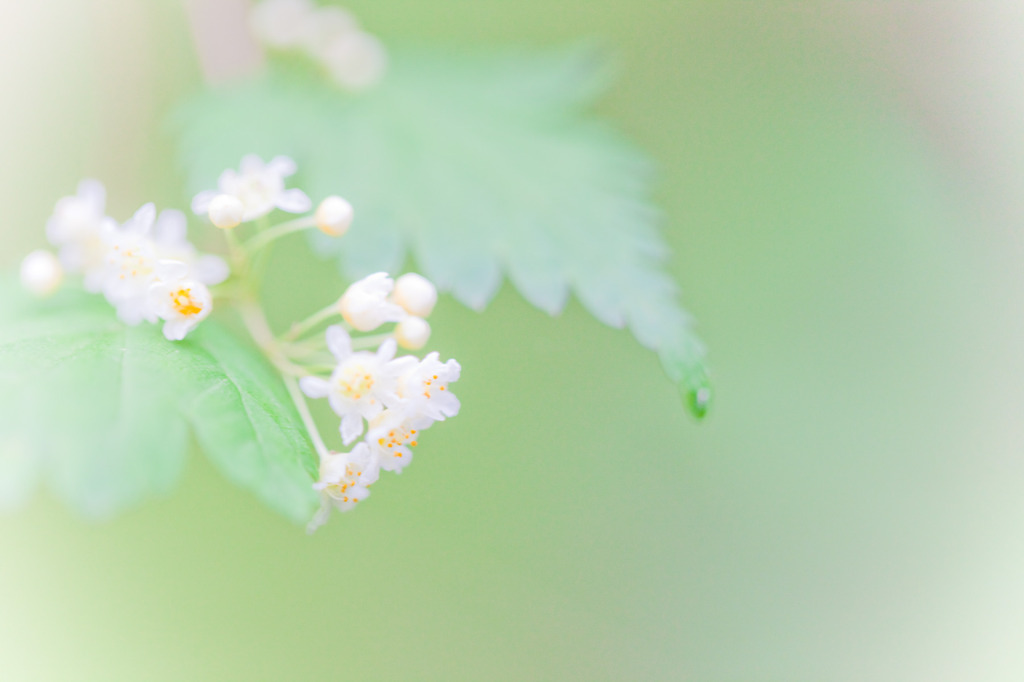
<box><xmin>243</xmin><ymin>215</ymin><xmax>316</xmax><ymax>254</ymax></box>
<box><xmin>282</xmin><ymin>302</ymin><xmax>341</xmax><ymax>342</ymax></box>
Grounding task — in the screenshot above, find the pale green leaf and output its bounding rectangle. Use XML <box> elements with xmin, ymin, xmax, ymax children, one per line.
<box><xmin>0</xmin><ymin>283</ymin><xmax>319</xmax><ymax>521</ymax></box>
<box><xmin>173</xmin><ymin>45</ymin><xmax>711</xmax><ymax>415</ymax></box>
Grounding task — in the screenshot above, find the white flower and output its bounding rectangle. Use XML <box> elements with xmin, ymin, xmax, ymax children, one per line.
<box><xmin>19</xmin><ymin>250</ymin><xmax>63</xmax><ymax>297</ymax></box>
<box><xmin>338</xmin><ymin>272</ymin><xmax>406</xmax><ymax>332</ymax></box>
<box><xmin>322</xmin><ymin>31</ymin><xmax>388</xmax><ymax>90</ymax></box>
<box><xmin>101</xmin><ymin>204</ymin><xmax>226</xmax><ymax>327</ymax></box>
<box><xmin>147</xmin><ymin>209</ymin><xmax>230</xmax><ymax>286</ymax></box>
<box><xmin>395</xmin><ymin>352</ymin><xmax>461</xmax><ymax>422</ymax></box>
<box><xmin>102</xmin><ymin>204</ymin><xmax>162</xmax><ymax>324</ymax></box>
<box><xmin>307</xmin><ymin>442</ymin><xmax>378</xmax><ymax>532</ymax></box>
<box><xmin>299</xmin><ymin>326</ymin><xmax>416</xmax><ymax>444</ymax></box>
<box><xmin>191</xmin><ymin>155</ymin><xmax>311</xmax><ymax>223</ymax></box>
<box><xmin>250</xmin><ymin>0</ymin><xmax>315</xmax><ymax>49</ymax></box>
<box><xmin>365</xmin><ymin>409</ymin><xmax>432</xmax><ymax>474</ymax></box>
<box><xmin>315</xmin><ymin>195</ymin><xmax>354</xmax><ymax>237</ymax></box>
<box><xmin>45</xmin><ymin>179</ymin><xmax>117</xmax><ymax>292</ymax></box>
<box><xmin>149</xmin><ymin>261</ymin><xmax>214</xmax><ymax>341</ymax></box>
<box><xmin>394</xmin><ymin>316</ymin><xmax>430</xmax><ymax>350</ymax></box>
<box><xmin>392</xmin><ymin>272</ymin><xmax>437</xmax><ymax>318</ymax></box>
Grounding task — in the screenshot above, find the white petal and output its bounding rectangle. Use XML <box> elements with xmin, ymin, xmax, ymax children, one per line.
<box><xmin>275</xmin><ymin>188</ymin><xmax>312</xmax><ymax>213</ymax></box>
<box><xmin>240</xmin><ymin>154</ymin><xmax>265</xmax><ymax>174</ymax></box>
<box><xmin>191</xmin><ymin>191</ymin><xmax>218</xmax><ymax>216</ymax></box>
<box><xmin>77</xmin><ymin>179</ymin><xmax>106</xmax><ymax>211</ymax></box>
<box><xmin>299</xmin><ymin>376</ymin><xmax>331</xmax><ymax>399</ymax></box>
<box><xmin>194</xmin><ymin>255</ymin><xmax>230</xmax><ymax>286</ymax></box>
<box><xmin>267</xmin><ymin>155</ymin><xmax>298</xmax><ymax>177</ymax></box>
<box><xmin>217</xmin><ymin>169</ymin><xmax>239</xmax><ymax>193</ymax></box>
<box><xmin>340</xmin><ymin>413</ymin><xmax>364</xmax><ymax>445</ymax></box>
<box><xmin>376</xmin><ymin>338</ymin><xmax>397</xmax><ymax>362</ymax></box>
<box><xmin>325</xmin><ymin>325</ymin><xmax>352</xmax><ymax>361</ymax></box>
<box><xmin>306</xmin><ymin>495</ymin><xmax>333</xmax><ymax>534</ymax></box>
<box><xmin>154</xmin><ymin>209</ymin><xmax>187</xmax><ymax>244</ymax></box>
<box><xmin>155</xmin><ymin>259</ymin><xmax>189</xmax><ymax>281</ymax></box>
<box><xmin>131</xmin><ymin>203</ymin><xmax>157</xmax><ymax>232</ymax></box>
<box><xmin>162</xmin><ymin>319</ymin><xmax>191</xmax><ymax>341</ymax></box>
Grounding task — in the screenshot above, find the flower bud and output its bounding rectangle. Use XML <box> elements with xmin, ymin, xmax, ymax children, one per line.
<box><xmin>338</xmin><ymin>272</ymin><xmax>406</xmax><ymax>332</ymax></box>
<box><xmin>322</xmin><ymin>31</ymin><xmax>388</xmax><ymax>90</ymax></box>
<box><xmin>209</xmin><ymin>194</ymin><xmax>244</xmax><ymax>229</ymax></box>
<box><xmin>394</xmin><ymin>316</ymin><xmax>431</xmax><ymax>350</ymax></box>
<box><xmin>315</xmin><ymin>196</ymin><xmax>354</xmax><ymax>237</ymax></box>
<box><xmin>20</xmin><ymin>250</ymin><xmax>63</xmax><ymax>297</ymax></box>
<box><xmin>392</xmin><ymin>273</ymin><xmax>437</xmax><ymax>318</ymax></box>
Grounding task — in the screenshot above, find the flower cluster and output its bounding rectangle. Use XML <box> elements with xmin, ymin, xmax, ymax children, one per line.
<box><xmin>27</xmin><ymin>181</ymin><xmax>229</xmax><ymax>340</ymax></box>
<box><xmin>20</xmin><ymin>154</ymin><xmax>460</xmax><ymax>532</ymax></box>
<box><xmin>298</xmin><ymin>271</ymin><xmax>459</xmax><ymax>532</ymax></box>
<box><xmin>250</xmin><ymin>0</ymin><xmax>387</xmax><ymax>91</ymax></box>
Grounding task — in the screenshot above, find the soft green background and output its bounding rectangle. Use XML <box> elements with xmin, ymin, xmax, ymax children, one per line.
<box><xmin>3</xmin><ymin>1</ymin><xmax>1024</xmax><ymax>680</ymax></box>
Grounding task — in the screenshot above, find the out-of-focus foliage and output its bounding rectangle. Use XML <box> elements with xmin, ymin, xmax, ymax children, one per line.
<box><xmin>174</xmin><ymin>46</ymin><xmax>710</xmax><ymax>415</ymax></box>
<box><xmin>0</xmin><ymin>282</ymin><xmax>318</xmax><ymax>521</ymax></box>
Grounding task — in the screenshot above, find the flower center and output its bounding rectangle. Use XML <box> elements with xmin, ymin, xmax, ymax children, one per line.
<box><xmin>171</xmin><ymin>288</ymin><xmax>203</xmax><ymax>317</ymax></box>
<box><xmin>336</xmin><ymin>364</ymin><xmax>375</xmax><ymax>400</ymax></box>
<box><xmin>377</xmin><ymin>425</ymin><xmax>418</xmax><ymax>453</ymax></box>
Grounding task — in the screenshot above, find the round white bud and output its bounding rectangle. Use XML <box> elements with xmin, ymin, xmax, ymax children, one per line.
<box><xmin>322</xmin><ymin>31</ymin><xmax>388</xmax><ymax>90</ymax></box>
<box><xmin>20</xmin><ymin>250</ymin><xmax>63</xmax><ymax>297</ymax></box>
<box><xmin>315</xmin><ymin>196</ymin><xmax>354</xmax><ymax>237</ymax></box>
<box><xmin>250</xmin><ymin>0</ymin><xmax>315</xmax><ymax>49</ymax></box>
<box><xmin>209</xmin><ymin>194</ymin><xmax>244</xmax><ymax>229</ymax></box>
<box><xmin>392</xmin><ymin>273</ymin><xmax>437</xmax><ymax>318</ymax></box>
<box><xmin>394</xmin><ymin>316</ymin><xmax>431</xmax><ymax>350</ymax></box>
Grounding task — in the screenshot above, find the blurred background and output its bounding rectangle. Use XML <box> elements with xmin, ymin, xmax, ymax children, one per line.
<box><xmin>3</xmin><ymin>1</ymin><xmax>1024</xmax><ymax>679</ymax></box>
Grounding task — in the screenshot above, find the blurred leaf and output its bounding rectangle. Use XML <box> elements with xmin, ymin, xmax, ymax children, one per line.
<box><xmin>174</xmin><ymin>45</ymin><xmax>710</xmax><ymax>415</ymax></box>
<box><xmin>0</xmin><ymin>283</ymin><xmax>318</xmax><ymax>521</ymax></box>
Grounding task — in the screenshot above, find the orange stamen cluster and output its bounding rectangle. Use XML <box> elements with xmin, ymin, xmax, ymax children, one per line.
<box><xmin>171</xmin><ymin>288</ymin><xmax>203</xmax><ymax>317</ymax></box>
<box><xmin>336</xmin><ymin>365</ymin><xmax>376</xmax><ymax>400</ymax></box>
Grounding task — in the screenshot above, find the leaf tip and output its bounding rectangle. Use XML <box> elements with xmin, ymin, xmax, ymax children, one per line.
<box><xmin>684</xmin><ymin>382</ymin><xmax>712</xmax><ymax>420</ymax></box>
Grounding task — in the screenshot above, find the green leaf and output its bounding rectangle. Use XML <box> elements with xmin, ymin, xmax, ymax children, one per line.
<box><xmin>173</xmin><ymin>45</ymin><xmax>711</xmax><ymax>415</ymax></box>
<box><xmin>0</xmin><ymin>283</ymin><xmax>319</xmax><ymax>521</ymax></box>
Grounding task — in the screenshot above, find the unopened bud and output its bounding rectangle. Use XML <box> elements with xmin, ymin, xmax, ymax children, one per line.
<box><xmin>315</xmin><ymin>196</ymin><xmax>354</xmax><ymax>237</ymax></box>
<box><xmin>209</xmin><ymin>194</ymin><xmax>244</xmax><ymax>229</ymax></box>
<box><xmin>392</xmin><ymin>273</ymin><xmax>437</xmax><ymax>318</ymax></box>
<box><xmin>20</xmin><ymin>250</ymin><xmax>63</xmax><ymax>297</ymax></box>
<box><xmin>394</xmin><ymin>316</ymin><xmax>431</xmax><ymax>350</ymax></box>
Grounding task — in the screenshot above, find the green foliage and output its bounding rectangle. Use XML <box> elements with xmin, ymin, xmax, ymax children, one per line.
<box><xmin>174</xmin><ymin>45</ymin><xmax>711</xmax><ymax>415</ymax></box>
<box><xmin>0</xmin><ymin>283</ymin><xmax>319</xmax><ymax>522</ymax></box>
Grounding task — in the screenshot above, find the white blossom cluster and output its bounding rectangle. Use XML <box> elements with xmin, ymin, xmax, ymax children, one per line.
<box><xmin>250</xmin><ymin>0</ymin><xmax>387</xmax><ymax>91</ymax></box>
<box><xmin>22</xmin><ymin>153</ymin><xmax>460</xmax><ymax>531</ymax></box>
<box><xmin>300</xmin><ymin>271</ymin><xmax>460</xmax><ymax>531</ymax></box>
<box><xmin>25</xmin><ymin>180</ymin><xmax>229</xmax><ymax>340</ymax></box>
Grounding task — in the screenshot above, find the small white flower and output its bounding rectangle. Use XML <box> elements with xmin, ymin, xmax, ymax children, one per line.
<box><xmin>315</xmin><ymin>195</ymin><xmax>354</xmax><ymax>237</ymax></box>
<box><xmin>19</xmin><ymin>250</ymin><xmax>63</xmax><ymax>297</ymax></box>
<box><xmin>192</xmin><ymin>154</ymin><xmax>311</xmax><ymax>223</ymax></box>
<box><xmin>301</xmin><ymin>5</ymin><xmax>359</xmax><ymax>56</ymax></box>
<box><xmin>299</xmin><ymin>325</ymin><xmax>417</xmax><ymax>444</ymax></box>
<box><xmin>250</xmin><ymin>0</ymin><xmax>315</xmax><ymax>49</ymax></box>
<box><xmin>365</xmin><ymin>409</ymin><xmax>432</xmax><ymax>474</ymax></box>
<box><xmin>338</xmin><ymin>272</ymin><xmax>406</xmax><ymax>332</ymax></box>
<box><xmin>149</xmin><ymin>261</ymin><xmax>214</xmax><ymax>341</ymax></box>
<box><xmin>392</xmin><ymin>272</ymin><xmax>437</xmax><ymax>318</ymax></box>
<box><xmin>322</xmin><ymin>31</ymin><xmax>388</xmax><ymax>90</ymax></box>
<box><xmin>45</xmin><ymin>179</ymin><xmax>117</xmax><ymax>291</ymax></box>
<box><xmin>208</xmin><ymin>194</ymin><xmax>244</xmax><ymax>229</ymax></box>
<box><xmin>394</xmin><ymin>316</ymin><xmax>431</xmax><ymax>350</ymax></box>
<box><xmin>307</xmin><ymin>442</ymin><xmax>378</xmax><ymax>532</ymax></box>
<box><xmin>395</xmin><ymin>352</ymin><xmax>461</xmax><ymax>422</ymax></box>
<box><xmin>102</xmin><ymin>203</ymin><xmax>162</xmax><ymax>325</ymax></box>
